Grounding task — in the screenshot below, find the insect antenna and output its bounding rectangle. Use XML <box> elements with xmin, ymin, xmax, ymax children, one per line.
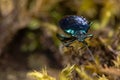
<box><xmin>85</xmin><ymin>45</ymin><xmax>95</xmax><ymax>63</ymax></box>
<box><xmin>81</xmin><ymin>41</ymin><xmax>96</xmax><ymax>63</ymax></box>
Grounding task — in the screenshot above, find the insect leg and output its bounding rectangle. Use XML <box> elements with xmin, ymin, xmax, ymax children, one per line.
<box><xmin>86</xmin><ymin>34</ymin><xmax>93</xmax><ymax>39</ymax></box>
<box><xmin>56</xmin><ymin>33</ymin><xmax>76</xmax><ymax>47</ymax></box>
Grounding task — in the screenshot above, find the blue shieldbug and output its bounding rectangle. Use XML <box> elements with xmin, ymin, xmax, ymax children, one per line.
<box><xmin>57</xmin><ymin>15</ymin><xmax>93</xmax><ymax>47</ymax></box>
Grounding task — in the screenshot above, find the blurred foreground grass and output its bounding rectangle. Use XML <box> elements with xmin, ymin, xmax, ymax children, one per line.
<box><xmin>28</xmin><ymin>54</ymin><xmax>120</xmax><ymax>80</ymax></box>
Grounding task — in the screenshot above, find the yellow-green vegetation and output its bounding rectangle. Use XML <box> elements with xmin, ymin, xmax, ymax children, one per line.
<box><xmin>27</xmin><ymin>53</ymin><xmax>120</xmax><ymax>80</ymax></box>
<box><xmin>28</xmin><ymin>57</ymin><xmax>120</xmax><ymax>80</ymax></box>
<box><xmin>27</xmin><ymin>69</ymin><xmax>55</xmax><ymax>80</ymax></box>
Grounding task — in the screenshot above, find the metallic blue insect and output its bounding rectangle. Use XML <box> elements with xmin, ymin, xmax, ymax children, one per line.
<box><xmin>57</xmin><ymin>15</ymin><xmax>93</xmax><ymax>47</ymax></box>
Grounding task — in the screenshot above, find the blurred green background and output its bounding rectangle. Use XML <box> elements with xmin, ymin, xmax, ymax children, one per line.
<box><xmin>0</xmin><ymin>0</ymin><xmax>120</xmax><ymax>80</ymax></box>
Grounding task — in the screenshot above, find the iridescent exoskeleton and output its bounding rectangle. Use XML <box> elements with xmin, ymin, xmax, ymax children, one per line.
<box><xmin>57</xmin><ymin>15</ymin><xmax>93</xmax><ymax>47</ymax></box>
